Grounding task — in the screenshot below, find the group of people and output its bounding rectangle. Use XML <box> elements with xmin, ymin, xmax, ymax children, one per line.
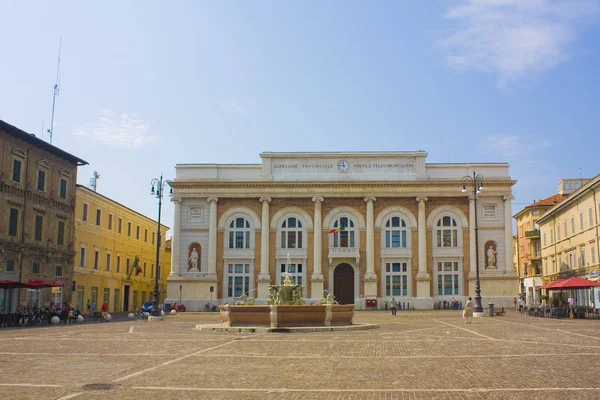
<box><xmin>85</xmin><ymin>300</ymin><xmax>109</xmax><ymax>321</ymax></box>
<box><xmin>388</xmin><ymin>296</ymin><xmax>475</xmax><ymax>322</ymax></box>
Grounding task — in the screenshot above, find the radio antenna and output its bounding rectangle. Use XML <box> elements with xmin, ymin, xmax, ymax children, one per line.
<box><xmin>48</xmin><ymin>38</ymin><xmax>61</xmax><ymax>145</ymax></box>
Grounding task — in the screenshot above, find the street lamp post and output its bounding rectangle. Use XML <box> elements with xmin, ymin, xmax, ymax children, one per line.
<box><xmin>462</xmin><ymin>171</ymin><xmax>484</xmax><ymax>315</ymax></box>
<box><xmin>150</xmin><ymin>174</ymin><xmax>172</xmax><ymax>317</ymax></box>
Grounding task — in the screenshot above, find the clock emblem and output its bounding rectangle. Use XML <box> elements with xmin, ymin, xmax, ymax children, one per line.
<box><xmin>337</xmin><ymin>159</ymin><xmax>350</xmax><ymax>172</ymax></box>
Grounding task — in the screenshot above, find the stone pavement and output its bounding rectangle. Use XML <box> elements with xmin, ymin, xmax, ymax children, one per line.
<box><xmin>0</xmin><ymin>310</ymin><xmax>599</xmax><ymax>400</ymax></box>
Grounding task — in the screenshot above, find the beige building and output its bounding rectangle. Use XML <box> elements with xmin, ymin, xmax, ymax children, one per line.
<box><xmin>167</xmin><ymin>152</ymin><xmax>518</xmax><ymax>310</ymax></box>
<box><xmin>537</xmin><ymin>175</ymin><xmax>600</xmax><ymax>307</ymax></box>
<box><xmin>0</xmin><ymin>120</ymin><xmax>87</xmax><ymax>312</ymax></box>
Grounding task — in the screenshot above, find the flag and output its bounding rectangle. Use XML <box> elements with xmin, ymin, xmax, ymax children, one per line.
<box><xmin>328</xmin><ymin>223</ymin><xmax>345</xmax><ymax>234</ymax></box>
<box><xmin>133</xmin><ymin>256</ymin><xmax>142</xmax><ymax>275</ymax></box>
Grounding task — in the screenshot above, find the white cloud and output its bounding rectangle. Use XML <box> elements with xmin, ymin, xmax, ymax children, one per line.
<box><xmin>479</xmin><ymin>134</ymin><xmax>558</xmax><ymax>158</ymax></box>
<box><xmin>217</xmin><ymin>100</ymin><xmax>256</xmax><ymax>117</ymax></box>
<box><xmin>439</xmin><ymin>0</ymin><xmax>600</xmax><ymax>79</ymax></box>
<box><xmin>73</xmin><ymin>110</ymin><xmax>159</xmax><ymax>149</ymax></box>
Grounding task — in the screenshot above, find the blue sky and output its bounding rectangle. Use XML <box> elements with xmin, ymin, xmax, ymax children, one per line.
<box><xmin>2</xmin><ymin>0</ymin><xmax>599</xmax><ymax>235</ymax></box>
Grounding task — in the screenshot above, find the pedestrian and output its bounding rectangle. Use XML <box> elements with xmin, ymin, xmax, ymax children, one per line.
<box><xmin>512</xmin><ymin>297</ymin><xmax>517</xmax><ymax>311</ymax></box>
<box><xmin>90</xmin><ymin>300</ymin><xmax>97</xmax><ymax>319</ymax></box>
<box><xmin>463</xmin><ymin>296</ymin><xmax>473</xmax><ymax>324</ymax></box>
<box><xmin>568</xmin><ymin>295</ymin><xmax>574</xmax><ymax>308</ymax></box>
<box><xmin>101</xmin><ymin>301</ymin><xmax>108</xmax><ymax>322</ymax></box>
<box><xmin>518</xmin><ymin>297</ymin><xmax>525</xmax><ymax>316</ymax></box>
<box><xmin>86</xmin><ymin>299</ymin><xmax>91</xmax><ymax>316</ymax></box>
<box><xmin>390</xmin><ymin>297</ymin><xmax>397</xmax><ymax>316</ymax></box>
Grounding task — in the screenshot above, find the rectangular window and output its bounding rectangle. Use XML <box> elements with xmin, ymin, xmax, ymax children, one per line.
<box><xmin>543</xmin><ymin>232</ymin><xmax>547</xmax><ymax>247</ymax></box>
<box><xmin>94</xmin><ymin>250</ymin><xmax>99</xmax><ymax>269</ymax></box>
<box><xmin>116</xmin><ymin>256</ymin><xmax>121</xmax><ymax>273</ymax></box>
<box><xmin>580</xmin><ymin>212</ymin><xmax>584</xmax><ymax>232</ymax></box>
<box><xmin>55</xmin><ymin>266</ymin><xmax>63</xmax><ymax>277</ymax></box>
<box><xmin>6</xmin><ymin>260</ymin><xmax>15</xmax><ymax>272</ymax></box>
<box><xmin>91</xmin><ymin>287</ymin><xmax>98</xmax><ymax>304</ymax></box>
<box><xmin>126</xmin><ymin>258</ymin><xmax>130</xmax><ymax>275</ymax></box>
<box><xmin>12</xmin><ymin>159</ymin><xmax>22</xmax><ymax>182</ymax></box>
<box><xmin>483</xmin><ymin>205</ymin><xmax>497</xmax><ymax>220</ymax></box>
<box><xmin>32</xmin><ymin>262</ymin><xmax>40</xmax><ymax>274</ymax></box>
<box><xmin>437</xmin><ymin>261</ymin><xmax>460</xmax><ymax>296</ymax></box>
<box><xmin>571</xmin><ymin>217</ymin><xmax>575</xmax><ymax>235</ymax></box>
<box><xmin>80</xmin><ymin>247</ymin><xmax>86</xmax><ymax>267</ymax></box>
<box><xmin>564</xmin><ymin>221</ymin><xmax>567</xmax><ymax>238</ymax></box>
<box><xmin>103</xmin><ymin>288</ymin><xmax>110</xmax><ymax>304</ymax></box>
<box><xmin>144</xmin><ymin>229</ymin><xmax>148</xmax><ymax>242</ymax></box>
<box><xmin>34</xmin><ymin>215</ymin><xmax>43</xmax><ymax>241</ymax></box>
<box><xmin>143</xmin><ymin>262</ymin><xmax>147</xmax><ymax>277</ymax></box>
<box><xmin>590</xmin><ymin>207</ymin><xmax>594</xmax><ymax>227</ymax></box>
<box><xmin>118</xmin><ymin>218</ymin><xmax>122</xmax><ymax>233</ymax></box>
<box><xmin>557</xmin><ymin>225</ymin><xmax>561</xmax><ymax>241</ymax></box>
<box><xmin>59</xmin><ymin>178</ymin><xmax>67</xmax><ymax>199</ymax></box>
<box><xmin>591</xmin><ymin>246</ymin><xmax>596</xmax><ymax>265</ymax></box>
<box><xmin>96</xmin><ymin>209</ymin><xmax>102</xmax><ymax>226</ymax></box>
<box><xmin>128</xmin><ymin>222</ymin><xmax>131</xmax><ymax>237</ymax></box>
<box><xmin>580</xmin><ymin>246</ymin><xmax>586</xmax><ymax>267</ymax></box>
<box><xmin>136</xmin><ymin>226</ymin><xmax>140</xmax><ymax>239</ymax></box>
<box><xmin>151</xmin><ymin>263</ymin><xmax>154</xmax><ymax>279</ymax></box>
<box><xmin>532</xmin><ymin>210</ymin><xmax>539</xmax><ymax>215</ymax></box>
<box><xmin>8</xmin><ymin>208</ymin><xmax>19</xmax><ymax>236</ymax></box>
<box><xmin>152</xmin><ymin>232</ymin><xmax>155</xmax><ymax>245</ymax></box>
<box><xmin>106</xmin><ymin>253</ymin><xmax>111</xmax><ymax>271</ymax></box>
<box><xmin>82</xmin><ymin>203</ymin><xmax>88</xmax><ymax>221</ymax></box>
<box><xmin>57</xmin><ymin>220</ymin><xmax>65</xmax><ymax>245</ymax></box>
<box><xmin>37</xmin><ymin>170</ymin><xmax>45</xmax><ymax>191</ymax></box>
<box><xmin>227</xmin><ymin>263</ymin><xmax>252</xmax><ymax>297</ymax></box>
<box><xmin>108</xmin><ymin>214</ymin><xmax>113</xmax><ymax>230</ymax></box>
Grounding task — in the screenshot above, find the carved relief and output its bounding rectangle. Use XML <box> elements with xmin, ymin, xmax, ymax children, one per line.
<box><xmin>188</xmin><ymin>242</ymin><xmax>201</xmax><ymax>271</ymax></box>
<box><xmin>484</xmin><ymin>240</ymin><xmax>498</xmax><ymax>269</ymax></box>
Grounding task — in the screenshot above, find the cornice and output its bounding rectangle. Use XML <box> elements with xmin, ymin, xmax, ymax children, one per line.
<box><xmin>171</xmin><ymin>180</ymin><xmax>516</xmax><ymax>189</ymax></box>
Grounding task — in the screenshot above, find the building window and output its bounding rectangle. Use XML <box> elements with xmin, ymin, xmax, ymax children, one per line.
<box><xmin>103</xmin><ymin>288</ymin><xmax>110</xmax><ymax>304</ymax></box>
<box><xmin>580</xmin><ymin>246</ymin><xmax>586</xmax><ymax>268</ymax></box>
<box><xmin>57</xmin><ymin>220</ymin><xmax>65</xmax><ymax>245</ymax></box>
<box><xmin>228</xmin><ymin>217</ymin><xmax>251</xmax><ymax>249</ymax></box>
<box><xmin>34</xmin><ymin>215</ymin><xmax>43</xmax><ymax>241</ymax></box>
<box><xmin>280</xmin><ymin>262</ymin><xmax>303</xmax><ymax>285</ymax></box>
<box><xmin>55</xmin><ymin>266</ymin><xmax>63</xmax><ymax>277</ymax></box>
<box><xmin>227</xmin><ymin>263</ymin><xmax>251</xmax><ymax>297</ymax></box>
<box><xmin>128</xmin><ymin>222</ymin><xmax>131</xmax><ymax>237</ymax></box>
<box><xmin>280</xmin><ymin>217</ymin><xmax>303</xmax><ymax>249</ymax></box>
<box><xmin>94</xmin><ymin>250</ymin><xmax>99</xmax><ymax>269</ymax></box>
<box><xmin>116</xmin><ymin>256</ymin><xmax>121</xmax><ymax>273</ymax></box>
<box><xmin>385</xmin><ymin>262</ymin><xmax>409</xmax><ymax>296</ymax></box>
<box><xmin>59</xmin><ymin>178</ymin><xmax>67</xmax><ymax>199</ymax></box>
<box><xmin>436</xmin><ymin>216</ymin><xmax>458</xmax><ymax>248</ymax></box>
<box><xmin>143</xmin><ymin>262</ymin><xmax>147</xmax><ymax>277</ymax></box>
<box><xmin>136</xmin><ymin>225</ymin><xmax>140</xmax><ymax>240</ymax></box>
<box><xmin>118</xmin><ymin>218</ymin><xmax>123</xmax><ymax>233</ymax></box>
<box><xmin>563</xmin><ymin>221</ymin><xmax>567</xmax><ymax>238</ymax></box>
<box><xmin>82</xmin><ymin>204</ymin><xmax>88</xmax><ymax>221</ymax></box>
<box><xmin>591</xmin><ymin>246</ymin><xmax>597</xmax><ymax>265</ymax></box>
<box><xmin>384</xmin><ymin>217</ymin><xmax>408</xmax><ymax>248</ymax></box>
<box><xmin>332</xmin><ymin>216</ymin><xmax>356</xmax><ymax>248</ymax></box>
<box><xmin>571</xmin><ymin>217</ymin><xmax>575</xmax><ymax>235</ymax></box>
<box><xmin>37</xmin><ymin>169</ymin><xmax>46</xmax><ymax>192</ymax></box>
<box><xmin>580</xmin><ymin>212</ymin><xmax>584</xmax><ymax>232</ymax></box>
<box><xmin>483</xmin><ymin>205</ymin><xmax>497</xmax><ymax>220</ymax></box>
<box><xmin>151</xmin><ymin>263</ymin><xmax>154</xmax><ymax>279</ymax></box>
<box><xmin>543</xmin><ymin>232</ymin><xmax>547</xmax><ymax>247</ymax></box>
<box><xmin>8</xmin><ymin>208</ymin><xmax>19</xmax><ymax>236</ymax></box>
<box><xmin>152</xmin><ymin>232</ymin><xmax>155</xmax><ymax>245</ymax></box>
<box><xmin>532</xmin><ymin>210</ymin><xmax>539</xmax><ymax>215</ymax></box>
<box><xmin>96</xmin><ymin>209</ymin><xmax>102</xmax><ymax>226</ymax></box>
<box><xmin>589</xmin><ymin>207</ymin><xmax>594</xmax><ymax>227</ymax></box>
<box><xmin>12</xmin><ymin>158</ymin><xmax>23</xmax><ymax>182</ymax></box>
<box><xmin>108</xmin><ymin>214</ymin><xmax>113</xmax><ymax>230</ymax></box>
<box><xmin>557</xmin><ymin>225</ymin><xmax>561</xmax><ymax>241</ymax></box>
<box><xmin>6</xmin><ymin>260</ymin><xmax>15</xmax><ymax>272</ymax></box>
<box><xmin>437</xmin><ymin>261</ymin><xmax>460</xmax><ymax>296</ymax></box>
<box><xmin>126</xmin><ymin>258</ymin><xmax>130</xmax><ymax>275</ymax></box>
<box><xmin>106</xmin><ymin>253</ymin><xmax>111</xmax><ymax>271</ymax></box>
<box><xmin>144</xmin><ymin>229</ymin><xmax>148</xmax><ymax>243</ymax></box>
<box><xmin>80</xmin><ymin>247</ymin><xmax>86</xmax><ymax>267</ymax></box>
<box><xmin>32</xmin><ymin>262</ymin><xmax>41</xmax><ymax>274</ymax></box>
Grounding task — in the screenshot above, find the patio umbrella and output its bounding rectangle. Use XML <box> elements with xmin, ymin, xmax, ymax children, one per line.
<box><xmin>25</xmin><ymin>280</ymin><xmax>52</xmax><ymax>288</ymax></box>
<box><xmin>0</xmin><ymin>280</ymin><xmax>28</xmax><ymax>289</ymax></box>
<box><xmin>552</xmin><ymin>277</ymin><xmax>600</xmax><ymax>290</ymax></box>
<box><xmin>541</xmin><ymin>279</ymin><xmax>564</xmax><ymax>290</ymax></box>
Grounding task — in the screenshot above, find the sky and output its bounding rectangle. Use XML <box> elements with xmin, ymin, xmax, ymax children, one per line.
<box><xmin>1</xmin><ymin>0</ymin><xmax>600</xmax><ymax>236</ymax></box>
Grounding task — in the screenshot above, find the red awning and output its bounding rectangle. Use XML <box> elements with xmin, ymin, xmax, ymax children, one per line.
<box><xmin>551</xmin><ymin>277</ymin><xmax>600</xmax><ymax>290</ymax></box>
<box><xmin>0</xmin><ymin>280</ymin><xmax>28</xmax><ymax>289</ymax></box>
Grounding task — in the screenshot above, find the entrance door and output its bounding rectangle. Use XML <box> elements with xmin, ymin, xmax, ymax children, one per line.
<box><xmin>334</xmin><ymin>263</ymin><xmax>355</xmax><ymax>304</ymax></box>
<box><xmin>123</xmin><ymin>286</ymin><xmax>130</xmax><ymax>312</ymax></box>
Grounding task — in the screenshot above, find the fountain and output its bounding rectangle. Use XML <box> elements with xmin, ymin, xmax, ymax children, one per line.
<box><xmin>219</xmin><ymin>273</ymin><xmax>355</xmax><ymax>329</ymax></box>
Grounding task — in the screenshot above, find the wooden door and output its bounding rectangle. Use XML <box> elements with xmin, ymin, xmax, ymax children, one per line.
<box><xmin>334</xmin><ymin>263</ymin><xmax>355</xmax><ymax>304</ymax></box>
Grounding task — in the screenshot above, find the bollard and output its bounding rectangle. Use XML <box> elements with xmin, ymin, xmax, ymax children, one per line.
<box><xmin>488</xmin><ymin>303</ymin><xmax>495</xmax><ymax>317</ymax></box>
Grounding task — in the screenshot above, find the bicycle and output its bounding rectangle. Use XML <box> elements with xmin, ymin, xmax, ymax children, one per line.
<box><xmin>132</xmin><ymin>309</ymin><xmax>149</xmax><ymax>321</ymax></box>
<box><xmin>204</xmin><ymin>304</ymin><xmax>218</xmax><ymax>312</ymax></box>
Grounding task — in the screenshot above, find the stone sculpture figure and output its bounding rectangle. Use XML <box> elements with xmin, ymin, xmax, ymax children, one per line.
<box><xmin>487</xmin><ymin>245</ymin><xmax>497</xmax><ymax>268</ymax></box>
<box><xmin>189</xmin><ymin>247</ymin><xmax>199</xmax><ymax>271</ymax></box>
<box><xmin>283</xmin><ymin>274</ymin><xmax>292</xmax><ymax>286</ymax></box>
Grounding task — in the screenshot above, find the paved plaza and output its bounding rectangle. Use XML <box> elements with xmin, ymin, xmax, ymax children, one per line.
<box><xmin>0</xmin><ymin>310</ymin><xmax>599</xmax><ymax>400</ymax></box>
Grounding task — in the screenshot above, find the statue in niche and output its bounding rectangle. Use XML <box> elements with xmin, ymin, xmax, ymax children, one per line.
<box><xmin>188</xmin><ymin>243</ymin><xmax>201</xmax><ymax>271</ymax></box>
<box><xmin>484</xmin><ymin>240</ymin><xmax>498</xmax><ymax>269</ymax></box>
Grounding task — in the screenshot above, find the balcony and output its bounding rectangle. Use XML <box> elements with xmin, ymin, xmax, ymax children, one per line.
<box><xmin>328</xmin><ymin>247</ymin><xmax>360</xmax><ymax>265</ymax></box>
<box><xmin>526</xmin><ymin>252</ymin><xmax>541</xmax><ymax>261</ymax></box>
<box><xmin>525</xmin><ymin>229</ymin><xmax>540</xmax><ymax>238</ymax></box>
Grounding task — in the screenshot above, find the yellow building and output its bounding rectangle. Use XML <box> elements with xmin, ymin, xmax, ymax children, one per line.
<box><xmin>71</xmin><ymin>185</ymin><xmax>169</xmax><ymax>313</ymax></box>
<box><xmin>537</xmin><ymin>175</ymin><xmax>600</xmax><ymax>307</ymax></box>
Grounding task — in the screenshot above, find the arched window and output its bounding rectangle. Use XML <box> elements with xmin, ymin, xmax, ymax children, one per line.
<box><xmin>281</xmin><ymin>217</ymin><xmax>303</xmax><ymax>249</ymax></box>
<box><xmin>228</xmin><ymin>217</ymin><xmax>251</xmax><ymax>249</ymax></box>
<box><xmin>332</xmin><ymin>216</ymin><xmax>356</xmax><ymax>248</ymax></box>
<box><xmin>436</xmin><ymin>216</ymin><xmax>458</xmax><ymax>248</ymax></box>
<box><xmin>384</xmin><ymin>217</ymin><xmax>408</xmax><ymax>248</ymax></box>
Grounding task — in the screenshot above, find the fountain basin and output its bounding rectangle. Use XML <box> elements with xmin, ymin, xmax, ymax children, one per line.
<box><xmin>220</xmin><ymin>304</ymin><xmax>355</xmax><ymax>327</ymax></box>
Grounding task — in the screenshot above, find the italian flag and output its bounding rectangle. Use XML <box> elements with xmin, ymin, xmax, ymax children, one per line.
<box><xmin>328</xmin><ymin>224</ymin><xmax>345</xmax><ymax>234</ymax></box>
<box><xmin>133</xmin><ymin>256</ymin><xmax>142</xmax><ymax>275</ymax></box>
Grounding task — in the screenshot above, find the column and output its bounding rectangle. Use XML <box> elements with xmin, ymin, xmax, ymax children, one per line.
<box><xmin>364</xmin><ymin>196</ymin><xmax>377</xmax><ymax>299</ymax></box>
<box><xmin>415</xmin><ymin>196</ymin><xmax>432</xmax><ymax>306</ymax></box>
<box><xmin>258</xmin><ymin>197</ymin><xmax>272</xmax><ymax>300</ymax></box>
<box><xmin>207</xmin><ymin>197</ymin><xmax>218</xmax><ymax>275</ymax></box>
<box><xmin>504</xmin><ymin>195</ymin><xmax>515</xmax><ymax>272</ymax></box>
<box><xmin>170</xmin><ymin>198</ymin><xmax>181</xmax><ymax>275</ymax></box>
<box><xmin>310</xmin><ymin>197</ymin><xmax>324</xmax><ymax>300</ymax></box>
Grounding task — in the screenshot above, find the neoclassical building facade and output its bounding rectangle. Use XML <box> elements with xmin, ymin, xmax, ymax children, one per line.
<box><xmin>166</xmin><ymin>152</ymin><xmax>517</xmax><ymax>310</ymax></box>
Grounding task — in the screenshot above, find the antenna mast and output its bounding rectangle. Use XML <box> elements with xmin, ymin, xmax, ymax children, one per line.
<box><xmin>48</xmin><ymin>39</ymin><xmax>61</xmax><ymax>145</ymax></box>
<box><xmin>89</xmin><ymin>171</ymin><xmax>100</xmax><ymax>192</ymax></box>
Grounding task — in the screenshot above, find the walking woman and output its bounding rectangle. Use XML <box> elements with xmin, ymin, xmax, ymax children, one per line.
<box><xmin>390</xmin><ymin>297</ymin><xmax>397</xmax><ymax>316</ymax></box>
<box><xmin>463</xmin><ymin>296</ymin><xmax>473</xmax><ymax>324</ymax></box>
